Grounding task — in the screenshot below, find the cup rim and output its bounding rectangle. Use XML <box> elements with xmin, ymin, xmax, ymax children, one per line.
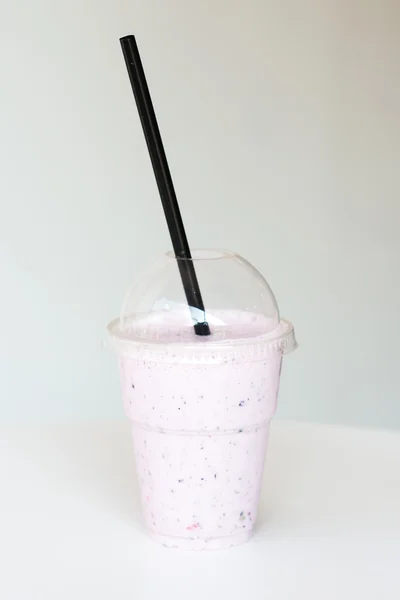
<box><xmin>107</xmin><ymin>317</ymin><xmax>297</xmax><ymax>363</ymax></box>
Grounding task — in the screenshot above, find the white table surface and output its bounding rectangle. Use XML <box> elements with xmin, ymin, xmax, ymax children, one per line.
<box><xmin>1</xmin><ymin>420</ymin><xmax>399</xmax><ymax>599</ymax></box>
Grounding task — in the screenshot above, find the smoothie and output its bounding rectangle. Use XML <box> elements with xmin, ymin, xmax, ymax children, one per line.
<box><xmin>110</xmin><ymin>308</ymin><xmax>292</xmax><ymax>549</ymax></box>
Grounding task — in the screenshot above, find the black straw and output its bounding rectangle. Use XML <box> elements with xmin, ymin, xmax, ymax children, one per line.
<box><xmin>120</xmin><ymin>34</ymin><xmax>210</xmax><ymax>336</ymax></box>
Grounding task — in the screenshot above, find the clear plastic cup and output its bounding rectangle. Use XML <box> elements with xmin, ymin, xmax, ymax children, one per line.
<box><xmin>108</xmin><ymin>249</ymin><xmax>296</xmax><ymax>549</ymax></box>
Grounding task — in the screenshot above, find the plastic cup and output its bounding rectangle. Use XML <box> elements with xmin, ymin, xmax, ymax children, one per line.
<box><xmin>108</xmin><ymin>249</ymin><xmax>296</xmax><ymax>549</ymax></box>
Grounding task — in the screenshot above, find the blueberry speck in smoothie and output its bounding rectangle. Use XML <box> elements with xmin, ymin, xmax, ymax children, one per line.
<box><xmin>131</xmin><ymin>383</ymin><xmax>135</xmax><ymax>389</ymax></box>
<box><xmin>239</xmin><ymin>400</ymin><xmax>245</xmax><ymax>407</ymax></box>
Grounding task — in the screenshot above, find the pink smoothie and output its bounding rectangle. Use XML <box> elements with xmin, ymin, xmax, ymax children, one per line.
<box><xmin>110</xmin><ymin>309</ymin><xmax>291</xmax><ymax>549</ymax></box>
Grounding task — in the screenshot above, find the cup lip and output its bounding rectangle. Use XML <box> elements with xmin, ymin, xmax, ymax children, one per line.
<box><xmin>165</xmin><ymin>248</ymin><xmax>236</xmax><ymax>261</ymax></box>
<box><xmin>107</xmin><ymin>317</ymin><xmax>297</xmax><ymax>363</ymax></box>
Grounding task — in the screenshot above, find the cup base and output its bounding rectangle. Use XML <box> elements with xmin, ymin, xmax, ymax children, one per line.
<box><xmin>149</xmin><ymin>528</ymin><xmax>252</xmax><ymax>550</ymax></box>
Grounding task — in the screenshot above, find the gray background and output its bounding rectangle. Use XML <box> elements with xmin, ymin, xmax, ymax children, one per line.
<box><xmin>1</xmin><ymin>0</ymin><xmax>399</xmax><ymax>428</ymax></box>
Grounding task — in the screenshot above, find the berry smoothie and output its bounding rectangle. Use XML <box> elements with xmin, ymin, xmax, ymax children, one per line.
<box><xmin>110</xmin><ymin>309</ymin><xmax>293</xmax><ymax>549</ymax></box>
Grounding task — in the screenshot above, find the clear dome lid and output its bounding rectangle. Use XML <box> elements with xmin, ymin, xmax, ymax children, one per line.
<box><xmin>108</xmin><ymin>249</ymin><xmax>296</xmax><ymax>361</ymax></box>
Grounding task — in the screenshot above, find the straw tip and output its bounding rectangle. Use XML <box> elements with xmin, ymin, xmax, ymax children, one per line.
<box><xmin>120</xmin><ymin>34</ymin><xmax>136</xmax><ymax>44</ymax></box>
